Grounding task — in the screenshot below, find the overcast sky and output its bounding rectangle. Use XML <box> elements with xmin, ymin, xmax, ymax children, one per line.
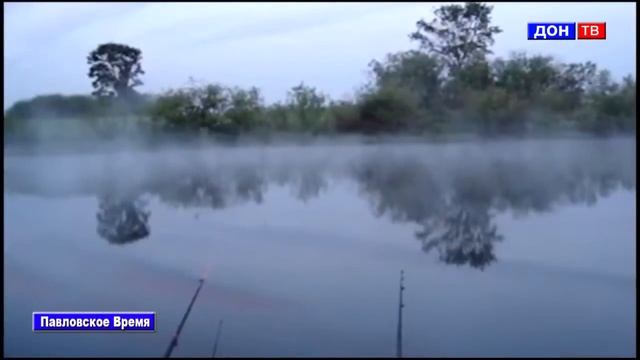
<box><xmin>3</xmin><ymin>2</ymin><xmax>637</xmax><ymax>109</ymax></box>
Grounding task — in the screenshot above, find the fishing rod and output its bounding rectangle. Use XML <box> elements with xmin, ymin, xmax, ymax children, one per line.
<box><xmin>396</xmin><ymin>270</ymin><xmax>405</xmax><ymax>358</ymax></box>
<box><xmin>164</xmin><ymin>278</ymin><xmax>206</xmax><ymax>358</ymax></box>
<box><xmin>211</xmin><ymin>319</ymin><xmax>224</xmax><ymax>358</ymax></box>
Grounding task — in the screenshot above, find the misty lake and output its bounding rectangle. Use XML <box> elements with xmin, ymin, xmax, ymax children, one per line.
<box><xmin>4</xmin><ymin>137</ymin><xmax>636</xmax><ymax>357</ymax></box>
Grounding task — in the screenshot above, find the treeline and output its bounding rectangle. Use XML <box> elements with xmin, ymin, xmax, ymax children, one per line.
<box><xmin>4</xmin><ymin>3</ymin><xmax>636</xmax><ymax>143</ymax></box>
<box><xmin>4</xmin><ymin>94</ymin><xmax>153</xmax><ymax>143</ymax></box>
<box><xmin>365</xmin><ymin>50</ymin><xmax>636</xmax><ymax>135</ymax></box>
<box><xmin>5</xmin><ymin>52</ymin><xmax>635</xmax><ymax>141</ymax></box>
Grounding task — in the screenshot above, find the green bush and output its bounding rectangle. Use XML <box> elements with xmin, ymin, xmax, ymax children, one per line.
<box><xmin>149</xmin><ymin>84</ymin><xmax>265</xmax><ymax>135</ymax></box>
<box><xmin>351</xmin><ymin>86</ymin><xmax>422</xmax><ymax>134</ymax></box>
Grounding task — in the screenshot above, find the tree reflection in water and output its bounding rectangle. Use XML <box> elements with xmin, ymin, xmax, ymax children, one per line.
<box><xmin>352</xmin><ymin>149</ymin><xmax>634</xmax><ymax>269</ymax></box>
<box><xmin>96</xmin><ymin>195</ymin><xmax>150</xmax><ymax>245</ymax></box>
<box><xmin>416</xmin><ymin>206</ymin><xmax>502</xmax><ymax>269</ymax></box>
<box><xmin>353</xmin><ymin>158</ymin><xmax>502</xmax><ymax>269</ymax></box>
<box><xmin>5</xmin><ymin>140</ymin><xmax>627</xmax><ymax>269</ymax></box>
<box><xmin>89</xmin><ymin>148</ymin><xmax>634</xmax><ymax>268</ymax></box>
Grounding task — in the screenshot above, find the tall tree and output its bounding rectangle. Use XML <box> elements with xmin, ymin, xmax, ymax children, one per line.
<box><xmin>409</xmin><ymin>2</ymin><xmax>502</xmax><ymax>73</ymax></box>
<box><xmin>87</xmin><ymin>43</ymin><xmax>144</xmax><ymax>98</ymax></box>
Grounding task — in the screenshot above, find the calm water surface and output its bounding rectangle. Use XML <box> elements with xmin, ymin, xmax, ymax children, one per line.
<box><xmin>4</xmin><ymin>138</ymin><xmax>636</xmax><ymax>357</ymax></box>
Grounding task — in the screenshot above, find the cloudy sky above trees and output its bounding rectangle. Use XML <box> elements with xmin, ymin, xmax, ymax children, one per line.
<box><xmin>3</xmin><ymin>2</ymin><xmax>636</xmax><ymax>109</ymax></box>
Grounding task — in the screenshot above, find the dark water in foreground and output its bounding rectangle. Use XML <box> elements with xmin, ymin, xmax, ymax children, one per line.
<box><xmin>4</xmin><ymin>138</ymin><xmax>636</xmax><ymax>357</ymax></box>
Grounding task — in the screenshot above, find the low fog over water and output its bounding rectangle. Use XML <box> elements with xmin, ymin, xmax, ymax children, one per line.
<box><xmin>4</xmin><ymin>136</ymin><xmax>636</xmax><ymax>357</ymax></box>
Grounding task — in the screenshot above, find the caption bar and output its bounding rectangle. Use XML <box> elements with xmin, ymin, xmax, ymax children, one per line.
<box><xmin>33</xmin><ymin>311</ymin><xmax>156</xmax><ymax>332</ymax></box>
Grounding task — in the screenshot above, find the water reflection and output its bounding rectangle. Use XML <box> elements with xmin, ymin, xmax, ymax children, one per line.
<box><xmin>146</xmin><ymin>165</ymin><xmax>268</xmax><ymax>209</ymax></box>
<box><xmin>98</xmin><ymin>153</ymin><xmax>633</xmax><ymax>270</ymax></box>
<box><xmin>5</xmin><ymin>140</ymin><xmax>635</xmax><ymax>269</ymax></box>
<box><xmin>353</xmin><ymin>158</ymin><xmax>503</xmax><ymax>269</ymax></box>
<box><xmin>415</xmin><ymin>207</ymin><xmax>501</xmax><ymax>269</ymax></box>
<box><xmin>96</xmin><ymin>195</ymin><xmax>150</xmax><ymax>244</ymax></box>
<box><xmin>352</xmin><ymin>151</ymin><xmax>635</xmax><ymax>269</ymax></box>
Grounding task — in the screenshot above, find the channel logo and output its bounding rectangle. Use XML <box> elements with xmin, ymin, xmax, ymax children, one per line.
<box><xmin>528</xmin><ymin>22</ymin><xmax>606</xmax><ymax>40</ymax></box>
